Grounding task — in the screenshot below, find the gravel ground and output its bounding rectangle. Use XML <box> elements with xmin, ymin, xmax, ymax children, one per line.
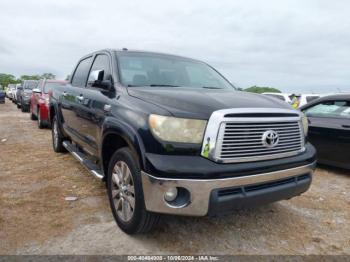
<box><xmin>0</xmin><ymin>98</ymin><xmax>349</xmax><ymax>255</ymax></box>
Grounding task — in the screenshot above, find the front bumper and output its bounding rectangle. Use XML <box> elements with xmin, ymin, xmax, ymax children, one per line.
<box><xmin>21</xmin><ymin>98</ymin><xmax>30</xmax><ymax>105</ymax></box>
<box><xmin>141</xmin><ymin>161</ymin><xmax>316</xmax><ymax>216</ymax></box>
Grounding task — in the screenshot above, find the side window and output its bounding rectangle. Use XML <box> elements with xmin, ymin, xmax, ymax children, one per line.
<box><xmin>89</xmin><ymin>54</ymin><xmax>111</xmax><ymax>83</ymax></box>
<box><xmin>304</xmin><ymin>100</ymin><xmax>350</xmax><ymax>119</ymax></box>
<box><xmin>71</xmin><ymin>57</ymin><xmax>93</xmax><ymax>87</ymax></box>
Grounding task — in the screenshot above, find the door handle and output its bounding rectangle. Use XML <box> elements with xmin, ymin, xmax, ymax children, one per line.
<box><xmin>342</xmin><ymin>125</ymin><xmax>350</xmax><ymax>128</ymax></box>
<box><xmin>62</xmin><ymin>91</ymin><xmax>67</xmax><ymax>97</ymax></box>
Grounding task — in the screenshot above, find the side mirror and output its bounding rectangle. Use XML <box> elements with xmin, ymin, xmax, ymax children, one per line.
<box><xmin>33</xmin><ymin>88</ymin><xmax>41</xmax><ymax>93</ymax></box>
<box><xmin>88</xmin><ymin>70</ymin><xmax>112</xmax><ymax>90</ymax></box>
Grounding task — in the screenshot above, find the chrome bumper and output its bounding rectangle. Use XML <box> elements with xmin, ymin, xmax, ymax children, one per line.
<box><xmin>141</xmin><ymin>162</ymin><xmax>316</xmax><ymax>216</ymax></box>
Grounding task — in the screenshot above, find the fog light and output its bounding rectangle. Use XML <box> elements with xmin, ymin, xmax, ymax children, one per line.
<box><xmin>164</xmin><ymin>187</ymin><xmax>178</xmax><ymax>202</ymax></box>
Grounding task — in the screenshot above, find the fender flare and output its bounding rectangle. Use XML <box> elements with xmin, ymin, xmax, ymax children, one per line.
<box><xmin>101</xmin><ymin>117</ymin><xmax>146</xmax><ymax>171</ymax></box>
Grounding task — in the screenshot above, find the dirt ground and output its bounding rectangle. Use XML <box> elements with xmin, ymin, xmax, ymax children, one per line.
<box><xmin>0</xmin><ymin>98</ymin><xmax>349</xmax><ymax>255</ymax></box>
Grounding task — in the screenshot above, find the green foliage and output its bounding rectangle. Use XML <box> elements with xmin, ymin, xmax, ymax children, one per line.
<box><xmin>20</xmin><ymin>75</ymin><xmax>41</xmax><ymax>80</ymax></box>
<box><xmin>244</xmin><ymin>86</ymin><xmax>281</xmax><ymax>94</ymax></box>
<box><xmin>0</xmin><ymin>73</ymin><xmax>20</xmax><ymax>87</ymax></box>
<box><xmin>0</xmin><ymin>72</ymin><xmax>57</xmax><ymax>87</ymax></box>
<box><xmin>41</xmin><ymin>73</ymin><xmax>56</xmax><ymax>79</ymax></box>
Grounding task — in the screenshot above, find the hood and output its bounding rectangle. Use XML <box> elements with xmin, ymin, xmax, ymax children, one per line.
<box><xmin>23</xmin><ymin>90</ymin><xmax>32</xmax><ymax>95</ymax></box>
<box><xmin>127</xmin><ymin>87</ymin><xmax>293</xmax><ymax>119</ymax></box>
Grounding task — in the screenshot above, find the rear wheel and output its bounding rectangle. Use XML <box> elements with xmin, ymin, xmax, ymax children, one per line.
<box><xmin>107</xmin><ymin>147</ymin><xmax>159</xmax><ymax>234</ymax></box>
<box><xmin>52</xmin><ymin>115</ymin><xmax>66</xmax><ymax>153</ymax></box>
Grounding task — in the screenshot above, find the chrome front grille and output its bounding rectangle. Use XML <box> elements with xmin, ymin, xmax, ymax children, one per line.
<box><xmin>216</xmin><ymin>121</ymin><xmax>304</xmax><ymax>162</ymax></box>
<box><xmin>201</xmin><ymin>108</ymin><xmax>306</xmax><ymax>163</ymax></box>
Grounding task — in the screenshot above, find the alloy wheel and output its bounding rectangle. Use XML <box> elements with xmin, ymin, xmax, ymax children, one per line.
<box><xmin>111</xmin><ymin>161</ymin><xmax>135</xmax><ymax>222</ymax></box>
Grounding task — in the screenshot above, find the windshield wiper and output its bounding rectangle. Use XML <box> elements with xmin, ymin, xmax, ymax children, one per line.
<box><xmin>127</xmin><ymin>84</ymin><xmax>180</xmax><ymax>87</ymax></box>
<box><xmin>149</xmin><ymin>84</ymin><xmax>180</xmax><ymax>87</ymax></box>
<box><xmin>202</xmin><ymin>86</ymin><xmax>223</xmax><ymax>89</ymax></box>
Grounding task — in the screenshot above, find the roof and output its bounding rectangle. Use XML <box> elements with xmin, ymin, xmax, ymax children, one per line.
<box><xmin>300</xmin><ymin>93</ymin><xmax>350</xmax><ymax>110</ymax></box>
<box><xmin>82</xmin><ymin>48</ymin><xmax>202</xmax><ymax>63</ymax></box>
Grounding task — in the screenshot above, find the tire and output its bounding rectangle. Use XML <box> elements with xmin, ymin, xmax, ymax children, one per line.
<box><xmin>107</xmin><ymin>147</ymin><xmax>160</xmax><ymax>234</ymax></box>
<box><xmin>17</xmin><ymin>103</ymin><xmax>20</xmax><ymax>108</ymax></box>
<box><xmin>30</xmin><ymin>105</ymin><xmax>37</xmax><ymax>120</ymax></box>
<box><xmin>37</xmin><ymin>108</ymin><xmax>44</xmax><ymax>129</ymax></box>
<box><xmin>52</xmin><ymin>115</ymin><xmax>66</xmax><ymax>153</ymax></box>
<box><xmin>20</xmin><ymin>100</ymin><xmax>25</xmax><ymax>112</ymax></box>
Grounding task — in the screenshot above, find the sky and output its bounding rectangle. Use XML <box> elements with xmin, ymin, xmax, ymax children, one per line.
<box><xmin>1</xmin><ymin>0</ymin><xmax>350</xmax><ymax>94</ymax></box>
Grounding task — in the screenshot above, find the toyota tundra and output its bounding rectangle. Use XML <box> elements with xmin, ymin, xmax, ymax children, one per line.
<box><xmin>50</xmin><ymin>49</ymin><xmax>316</xmax><ymax>234</ymax></box>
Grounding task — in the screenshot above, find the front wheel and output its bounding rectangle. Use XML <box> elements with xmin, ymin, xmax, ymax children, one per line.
<box><xmin>107</xmin><ymin>147</ymin><xmax>160</xmax><ymax>234</ymax></box>
<box><xmin>30</xmin><ymin>106</ymin><xmax>37</xmax><ymax>120</ymax></box>
<box><xmin>20</xmin><ymin>101</ymin><xmax>25</xmax><ymax>112</ymax></box>
<box><xmin>52</xmin><ymin>115</ymin><xmax>66</xmax><ymax>153</ymax></box>
<box><xmin>37</xmin><ymin>108</ymin><xmax>44</xmax><ymax>129</ymax></box>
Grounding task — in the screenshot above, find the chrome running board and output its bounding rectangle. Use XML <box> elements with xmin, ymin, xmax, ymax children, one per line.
<box><xmin>62</xmin><ymin>141</ymin><xmax>104</xmax><ymax>180</ymax></box>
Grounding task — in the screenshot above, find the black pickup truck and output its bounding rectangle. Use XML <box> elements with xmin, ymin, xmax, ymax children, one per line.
<box><xmin>50</xmin><ymin>49</ymin><xmax>316</xmax><ymax>234</ymax></box>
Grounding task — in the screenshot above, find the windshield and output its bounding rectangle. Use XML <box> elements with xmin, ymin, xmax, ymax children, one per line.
<box><xmin>24</xmin><ymin>81</ymin><xmax>38</xmax><ymax>90</ymax></box>
<box><xmin>43</xmin><ymin>82</ymin><xmax>63</xmax><ymax>93</ymax></box>
<box><xmin>117</xmin><ymin>52</ymin><xmax>234</xmax><ymax>89</ymax></box>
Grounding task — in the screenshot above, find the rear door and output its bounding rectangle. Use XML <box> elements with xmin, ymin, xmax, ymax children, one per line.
<box><xmin>73</xmin><ymin>53</ymin><xmax>114</xmax><ymax>155</ymax></box>
<box><xmin>304</xmin><ymin>100</ymin><xmax>350</xmax><ymax>168</ymax></box>
<box><xmin>60</xmin><ymin>56</ymin><xmax>93</xmax><ymax>137</ymax></box>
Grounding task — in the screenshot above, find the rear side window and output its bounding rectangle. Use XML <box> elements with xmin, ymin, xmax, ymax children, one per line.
<box><xmin>71</xmin><ymin>57</ymin><xmax>92</xmax><ymax>87</ymax></box>
<box><xmin>304</xmin><ymin>100</ymin><xmax>350</xmax><ymax>119</ymax></box>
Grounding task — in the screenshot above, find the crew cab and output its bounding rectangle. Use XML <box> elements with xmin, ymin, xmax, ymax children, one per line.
<box><xmin>30</xmin><ymin>79</ymin><xmax>67</xmax><ymax>128</ymax></box>
<box><xmin>50</xmin><ymin>49</ymin><xmax>316</xmax><ymax>234</ymax></box>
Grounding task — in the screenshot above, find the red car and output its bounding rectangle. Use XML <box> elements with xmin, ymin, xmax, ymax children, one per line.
<box><xmin>30</xmin><ymin>79</ymin><xmax>67</xmax><ymax>128</ymax></box>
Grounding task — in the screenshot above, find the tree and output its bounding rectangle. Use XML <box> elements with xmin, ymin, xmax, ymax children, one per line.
<box><xmin>0</xmin><ymin>73</ymin><xmax>20</xmax><ymax>87</ymax></box>
<box><xmin>244</xmin><ymin>86</ymin><xmax>281</xmax><ymax>94</ymax></box>
<box><xmin>41</xmin><ymin>73</ymin><xmax>56</xmax><ymax>80</ymax></box>
<box><xmin>20</xmin><ymin>75</ymin><xmax>41</xmax><ymax>81</ymax></box>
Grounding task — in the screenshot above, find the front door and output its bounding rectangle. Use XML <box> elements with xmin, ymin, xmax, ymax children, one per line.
<box><xmin>73</xmin><ymin>53</ymin><xmax>115</xmax><ymax>156</ymax></box>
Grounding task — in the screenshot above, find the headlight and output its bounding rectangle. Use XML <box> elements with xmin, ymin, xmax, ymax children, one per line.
<box><xmin>149</xmin><ymin>114</ymin><xmax>207</xmax><ymax>143</ymax></box>
<box><xmin>301</xmin><ymin>114</ymin><xmax>308</xmax><ymax>136</ymax></box>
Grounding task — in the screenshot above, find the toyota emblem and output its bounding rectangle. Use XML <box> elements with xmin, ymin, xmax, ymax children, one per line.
<box><xmin>262</xmin><ymin>130</ymin><xmax>279</xmax><ymax>148</ymax></box>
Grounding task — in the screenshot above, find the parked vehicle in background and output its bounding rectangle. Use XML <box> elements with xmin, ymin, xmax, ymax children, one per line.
<box><xmin>11</xmin><ymin>85</ymin><xmax>17</xmax><ymax>100</ymax></box>
<box><xmin>0</xmin><ymin>87</ymin><xmax>5</xmax><ymax>103</ymax></box>
<box><xmin>6</xmin><ymin>84</ymin><xmax>16</xmax><ymax>99</ymax></box>
<box><xmin>262</xmin><ymin>93</ymin><xmax>292</xmax><ymax>104</ymax></box>
<box><xmin>13</xmin><ymin>84</ymin><xmax>23</xmax><ymax>105</ymax></box>
<box><xmin>297</xmin><ymin>94</ymin><xmax>321</xmax><ymax>108</ymax></box>
<box><xmin>30</xmin><ymin>79</ymin><xmax>67</xmax><ymax>128</ymax></box>
<box><xmin>18</xmin><ymin>80</ymin><xmax>39</xmax><ymax>112</ymax></box>
<box><xmin>301</xmin><ymin>94</ymin><xmax>350</xmax><ymax>169</ymax></box>
<box><xmin>50</xmin><ymin>49</ymin><xmax>316</xmax><ymax>234</ymax></box>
